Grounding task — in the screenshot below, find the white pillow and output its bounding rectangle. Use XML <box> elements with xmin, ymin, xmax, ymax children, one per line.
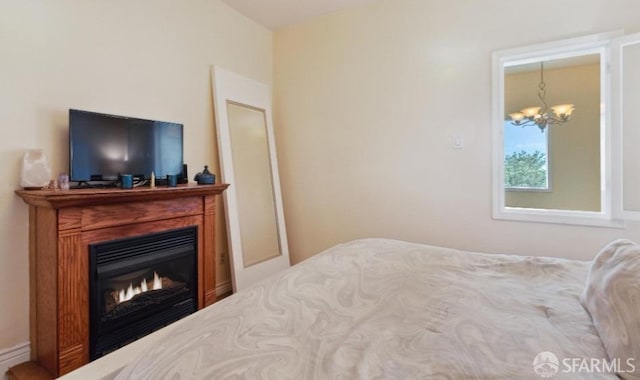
<box><xmin>581</xmin><ymin>239</ymin><xmax>640</xmax><ymax>380</ymax></box>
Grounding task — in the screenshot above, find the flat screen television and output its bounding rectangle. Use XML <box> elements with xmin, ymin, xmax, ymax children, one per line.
<box><xmin>69</xmin><ymin>109</ymin><xmax>184</xmax><ymax>182</ymax></box>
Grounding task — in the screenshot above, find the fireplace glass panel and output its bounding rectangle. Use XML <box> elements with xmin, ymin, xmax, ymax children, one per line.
<box><xmin>98</xmin><ymin>256</ymin><xmax>193</xmax><ymax>324</ymax></box>
<box><xmin>89</xmin><ymin>226</ymin><xmax>198</xmax><ymax>359</ymax></box>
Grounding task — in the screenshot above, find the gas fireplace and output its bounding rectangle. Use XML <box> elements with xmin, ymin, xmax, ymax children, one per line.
<box><xmin>89</xmin><ymin>226</ymin><xmax>198</xmax><ymax>359</ymax></box>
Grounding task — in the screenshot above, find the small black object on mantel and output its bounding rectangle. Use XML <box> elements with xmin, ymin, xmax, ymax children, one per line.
<box><xmin>194</xmin><ymin>165</ymin><xmax>215</xmax><ymax>185</ymax></box>
<box><xmin>180</xmin><ymin>164</ymin><xmax>188</xmax><ymax>184</ymax></box>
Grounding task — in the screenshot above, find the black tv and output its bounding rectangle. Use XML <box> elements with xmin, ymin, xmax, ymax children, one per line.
<box><xmin>69</xmin><ymin>109</ymin><xmax>183</xmax><ymax>182</ymax></box>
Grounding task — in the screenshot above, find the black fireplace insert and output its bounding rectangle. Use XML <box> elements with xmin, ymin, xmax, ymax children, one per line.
<box><xmin>89</xmin><ymin>226</ymin><xmax>198</xmax><ymax>360</ymax></box>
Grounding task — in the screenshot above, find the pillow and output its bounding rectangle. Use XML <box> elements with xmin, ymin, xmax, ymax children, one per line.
<box><xmin>581</xmin><ymin>239</ymin><xmax>640</xmax><ymax>380</ymax></box>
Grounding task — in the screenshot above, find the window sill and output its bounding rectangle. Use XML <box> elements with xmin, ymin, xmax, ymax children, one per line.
<box><xmin>493</xmin><ymin>207</ymin><xmax>626</xmax><ymax>228</ymax></box>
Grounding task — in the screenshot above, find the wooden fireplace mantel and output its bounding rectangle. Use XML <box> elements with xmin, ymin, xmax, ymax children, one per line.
<box><xmin>15</xmin><ymin>184</ymin><xmax>229</xmax><ymax>377</ymax></box>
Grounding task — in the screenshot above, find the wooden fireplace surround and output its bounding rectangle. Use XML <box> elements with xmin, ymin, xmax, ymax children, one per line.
<box><xmin>15</xmin><ymin>184</ymin><xmax>228</xmax><ymax>377</ymax></box>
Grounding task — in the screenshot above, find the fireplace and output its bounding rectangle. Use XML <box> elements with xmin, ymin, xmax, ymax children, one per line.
<box><xmin>89</xmin><ymin>226</ymin><xmax>198</xmax><ymax>360</ymax></box>
<box><xmin>16</xmin><ymin>185</ymin><xmax>228</xmax><ymax>376</ymax></box>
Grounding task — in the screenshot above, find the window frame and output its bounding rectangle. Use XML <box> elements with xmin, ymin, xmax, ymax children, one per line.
<box><xmin>491</xmin><ymin>31</ymin><xmax>624</xmax><ymax>228</ymax></box>
<box><xmin>612</xmin><ymin>32</ymin><xmax>640</xmax><ymax>221</ymax></box>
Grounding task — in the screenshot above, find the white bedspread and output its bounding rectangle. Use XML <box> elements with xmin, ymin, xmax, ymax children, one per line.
<box><xmin>115</xmin><ymin>239</ymin><xmax>614</xmax><ymax>379</ymax></box>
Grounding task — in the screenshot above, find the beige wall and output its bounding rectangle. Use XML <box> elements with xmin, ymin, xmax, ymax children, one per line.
<box><xmin>0</xmin><ymin>1</ymin><xmax>271</xmax><ymax>351</ymax></box>
<box><xmin>273</xmin><ymin>0</ymin><xmax>640</xmax><ymax>266</ymax></box>
<box><xmin>505</xmin><ymin>63</ymin><xmax>601</xmax><ymax>211</ymax></box>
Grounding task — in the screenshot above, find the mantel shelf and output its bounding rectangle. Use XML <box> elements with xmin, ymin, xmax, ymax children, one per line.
<box><xmin>16</xmin><ymin>183</ymin><xmax>229</xmax><ymax>209</ymax></box>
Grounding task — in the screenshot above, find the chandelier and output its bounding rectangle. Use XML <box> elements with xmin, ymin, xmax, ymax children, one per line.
<box><xmin>508</xmin><ymin>62</ymin><xmax>575</xmax><ymax>132</ymax></box>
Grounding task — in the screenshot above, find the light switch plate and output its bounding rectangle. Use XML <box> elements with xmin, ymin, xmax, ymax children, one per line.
<box><xmin>453</xmin><ymin>135</ymin><xmax>464</xmax><ymax>149</ymax></box>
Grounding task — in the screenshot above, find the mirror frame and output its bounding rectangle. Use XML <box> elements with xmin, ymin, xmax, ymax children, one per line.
<box><xmin>491</xmin><ymin>31</ymin><xmax>624</xmax><ymax>227</ymax></box>
<box><xmin>211</xmin><ymin>66</ymin><xmax>290</xmax><ymax>292</ymax></box>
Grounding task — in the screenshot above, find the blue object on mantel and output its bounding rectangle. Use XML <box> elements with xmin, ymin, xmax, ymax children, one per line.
<box><xmin>194</xmin><ymin>165</ymin><xmax>215</xmax><ymax>185</ymax></box>
<box><xmin>121</xmin><ymin>174</ymin><xmax>133</xmax><ymax>189</ymax></box>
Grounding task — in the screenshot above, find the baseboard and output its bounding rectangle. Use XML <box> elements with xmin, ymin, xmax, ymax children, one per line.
<box><xmin>215</xmin><ymin>280</ymin><xmax>232</xmax><ymax>298</ymax></box>
<box><xmin>0</xmin><ymin>342</ymin><xmax>30</xmax><ymax>380</ymax></box>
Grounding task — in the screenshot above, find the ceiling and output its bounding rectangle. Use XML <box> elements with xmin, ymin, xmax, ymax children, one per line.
<box><xmin>221</xmin><ymin>0</ymin><xmax>377</xmax><ymax>30</ymax></box>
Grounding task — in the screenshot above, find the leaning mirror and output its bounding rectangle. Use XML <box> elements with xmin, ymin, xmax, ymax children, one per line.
<box><xmin>211</xmin><ymin>66</ymin><xmax>290</xmax><ymax>292</ymax></box>
<box><xmin>225</xmin><ymin>102</ymin><xmax>281</xmax><ymax>267</ymax></box>
<box><xmin>492</xmin><ymin>32</ymin><xmax>619</xmax><ymax>227</ymax></box>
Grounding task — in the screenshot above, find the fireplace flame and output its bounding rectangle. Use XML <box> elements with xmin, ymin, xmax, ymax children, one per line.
<box><xmin>117</xmin><ymin>272</ymin><xmax>162</xmax><ymax>304</ymax></box>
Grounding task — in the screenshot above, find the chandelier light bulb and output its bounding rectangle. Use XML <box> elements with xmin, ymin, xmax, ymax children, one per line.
<box><xmin>521</xmin><ymin>107</ymin><xmax>542</xmax><ymax>118</ymax></box>
<box><xmin>551</xmin><ymin>104</ymin><xmax>575</xmax><ymax>119</ymax></box>
<box><xmin>509</xmin><ymin>112</ymin><xmax>525</xmax><ymax>122</ymax></box>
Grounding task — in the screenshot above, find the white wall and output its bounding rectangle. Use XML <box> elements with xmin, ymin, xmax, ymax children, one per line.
<box><xmin>273</xmin><ymin>0</ymin><xmax>640</xmax><ymax>265</ymax></box>
<box><xmin>0</xmin><ymin>0</ymin><xmax>271</xmax><ymax>355</ymax></box>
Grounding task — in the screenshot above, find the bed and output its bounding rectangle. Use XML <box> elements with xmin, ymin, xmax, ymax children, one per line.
<box><xmin>75</xmin><ymin>238</ymin><xmax>639</xmax><ymax>379</ymax></box>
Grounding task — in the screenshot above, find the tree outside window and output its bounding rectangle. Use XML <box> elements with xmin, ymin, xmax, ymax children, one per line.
<box><xmin>503</xmin><ymin>121</ymin><xmax>549</xmax><ymax>190</ymax></box>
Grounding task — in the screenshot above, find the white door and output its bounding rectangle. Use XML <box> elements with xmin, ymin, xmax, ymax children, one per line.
<box><xmin>211</xmin><ymin>66</ymin><xmax>290</xmax><ymax>292</ymax></box>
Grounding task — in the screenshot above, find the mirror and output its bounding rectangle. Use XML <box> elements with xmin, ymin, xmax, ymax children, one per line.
<box><xmin>212</xmin><ymin>66</ymin><xmax>290</xmax><ymax>292</ymax></box>
<box><xmin>226</xmin><ymin>102</ymin><xmax>281</xmax><ymax>266</ymax></box>
<box><xmin>492</xmin><ymin>32</ymin><xmax>619</xmax><ymax>226</ymax></box>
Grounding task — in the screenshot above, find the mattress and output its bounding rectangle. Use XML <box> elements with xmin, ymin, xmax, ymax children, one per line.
<box><xmin>114</xmin><ymin>238</ymin><xmax>614</xmax><ymax>379</ymax></box>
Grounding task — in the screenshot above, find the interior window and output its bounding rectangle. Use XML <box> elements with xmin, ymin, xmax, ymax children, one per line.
<box><xmin>491</xmin><ymin>31</ymin><xmax>620</xmax><ymax>226</ymax></box>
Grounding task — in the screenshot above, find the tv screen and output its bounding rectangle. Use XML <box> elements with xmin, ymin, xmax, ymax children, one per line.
<box><xmin>69</xmin><ymin>109</ymin><xmax>183</xmax><ymax>182</ymax></box>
